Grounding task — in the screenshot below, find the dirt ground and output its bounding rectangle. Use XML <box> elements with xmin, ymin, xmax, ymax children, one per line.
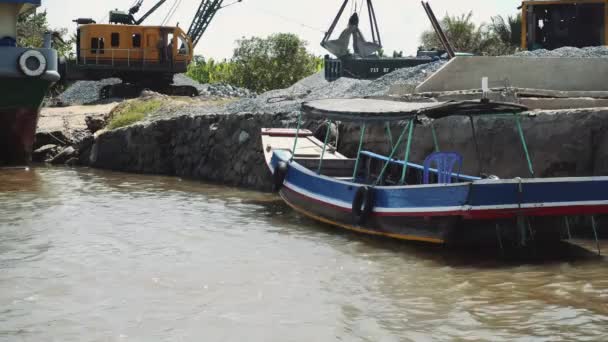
<box><xmin>37</xmin><ymin>103</ymin><xmax>119</xmax><ymax>134</ymax></box>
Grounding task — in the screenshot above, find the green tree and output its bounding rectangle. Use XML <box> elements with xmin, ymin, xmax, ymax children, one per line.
<box><xmin>230</xmin><ymin>33</ymin><xmax>320</xmax><ymax>93</ymax></box>
<box><xmin>17</xmin><ymin>10</ymin><xmax>74</xmax><ymax>57</ymax></box>
<box><xmin>187</xmin><ymin>33</ymin><xmax>322</xmax><ymax>93</ymax></box>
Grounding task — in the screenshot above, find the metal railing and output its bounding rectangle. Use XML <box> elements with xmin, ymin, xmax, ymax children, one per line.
<box><xmin>78</xmin><ymin>48</ymin><xmax>188</xmax><ymax>69</ymax></box>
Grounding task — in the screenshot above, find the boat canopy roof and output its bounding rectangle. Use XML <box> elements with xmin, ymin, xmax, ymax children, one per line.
<box><xmin>301</xmin><ymin>98</ymin><xmax>528</xmax><ymax>122</ymax></box>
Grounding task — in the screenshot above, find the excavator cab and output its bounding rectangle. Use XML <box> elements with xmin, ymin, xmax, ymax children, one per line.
<box><xmin>522</xmin><ymin>0</ymin><xmax>607</xmax><ymax>50</ymax></box>
<box><xmin>62</xmin><ymin>0</ymin><xmax>240</xmax><ymax>99</ymax></box>
<box><xmin>73</xmin><ymin>24</ymin><xmax>193</xmax><ymax>77</ymax></box>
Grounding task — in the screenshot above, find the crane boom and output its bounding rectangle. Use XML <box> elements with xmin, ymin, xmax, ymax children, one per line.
<box><xmin>136</xmin><ymin>0</ymin><xmax>168</xmax><ymax>25</ymax></box>
<box><xmin>187</xmin><ymin>0</ymin><xmax>226</xmax><ymax>48</ymax></box>
<box><xmin>109</xmin><ymin>0</ymin><xmax>167</xmax><ymax>25</ymax></box>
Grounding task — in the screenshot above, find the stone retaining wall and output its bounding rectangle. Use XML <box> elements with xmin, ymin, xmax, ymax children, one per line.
<box><xmin>88</xmin><ymin>108</ymin><xmax>608</xmax><ymax>192</ymax></box>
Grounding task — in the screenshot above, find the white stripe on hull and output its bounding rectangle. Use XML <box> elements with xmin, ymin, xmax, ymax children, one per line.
<box><xmin>285</xmin><ymin>181</ymin><xmax>608</xmax><ymax>215</ymax></box>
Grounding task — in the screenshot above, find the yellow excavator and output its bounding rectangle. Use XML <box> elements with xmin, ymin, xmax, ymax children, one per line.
<box><xmin>521</xmin><ymin>0</ymin><xmax>607</xmax><ymax>50</ymax></box>
<box><xmin>62</xmin><ymin>0</ymin><xmax>242</xmax><ymax>98</ymax></box>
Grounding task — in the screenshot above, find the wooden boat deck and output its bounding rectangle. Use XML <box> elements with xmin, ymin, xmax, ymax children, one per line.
<box><xmin>261</xmin><ymin>128</ymin><xmax>347</xmax><ymax>167</ymax></box>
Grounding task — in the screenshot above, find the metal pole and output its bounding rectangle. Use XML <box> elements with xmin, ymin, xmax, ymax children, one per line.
<box><xmin>352</xmin><ymin>123</ymin><xmax>367</xmax><ymax>182</ymax></box>
<box><xmin>317</xmin><ymin>121</ymin><xmax>332</xmax><ymax>174</ymax></box>
<box><xmin>375</xmin><ymin>122</ymin><xmax>410</xmax><ymax>186</ymax></box>
<box><xmin>290</xmin><ymin>112</ymin><xmax>302</xmax><ymax>162</ymax></box>
<box><xmin>368</xmin><ymin>0</ymin><xmax>382</xmax><ymax>46</ymax></box>
<box><xmin>515</xmin><ymin>114</ymin><xmax>535</xmax><ymax>177</ymax></box>
<box><xmin>366</xmin><ymin>0</ymin><xmax>376</xmax><ymax>43</ymax></box>
<box><xmin>564</xmin><ymin>216</ymin><xmax>572</xmax><ymax>240</ymax></box>
<box><xmin>322</xmin><ymin>0</ymin><xmax>350</xmax><ymax>44</ymax></box>
<box><xmin>400</xmin><ymin>119</ymin><xmax>415</xmax><ymax>185</ymax></box>
<box><xmin>431</xmin><ymin>123</ymin><xmax>440</xmax><ymax>152</ymax></box>
<box><xmin>385</xmin><ymin>122</ymin><xmax>394</xmax><ymax>150</ymax></box>
<box><xmin>591</xmin><ymin>216</ymin><xmax>601</xmax><ymax>256</ymax></box>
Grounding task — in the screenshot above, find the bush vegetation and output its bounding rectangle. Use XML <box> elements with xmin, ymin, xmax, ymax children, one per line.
<box><xmin>107</xmin><ymin>99</ymin><xmax>163</xmax><ymax>130</ymax></box>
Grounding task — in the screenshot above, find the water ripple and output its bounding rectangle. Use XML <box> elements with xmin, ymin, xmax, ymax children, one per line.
<box><xmin>0</xmin><ymin>167</ymin><xmax>607</xmax><ymax>341</ymax></box>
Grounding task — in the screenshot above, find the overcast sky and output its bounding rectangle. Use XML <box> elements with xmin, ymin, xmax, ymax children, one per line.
<box><xmin>43</xmin><ymin>0</ymin><xmax>521</xmax><ymax>59</ymax></box>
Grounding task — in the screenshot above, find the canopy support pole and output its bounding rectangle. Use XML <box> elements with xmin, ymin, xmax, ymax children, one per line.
<box><xmin>317</xmin><ymin>121</ymin><xmax>332</xmax><ymax>174</ymax></box>
<box><xmin>352</xmin><ymin>123</ymin><xmax>367</xmax><ymax>182</ymax></box>
<box><xmin>290</xmin><ymin>112</ymin><xmax>302</xmax><ymax>162</ymax></box>
<box><xmin>385</xmin><ymin>122</ymin><xmax>394</xmax><ymax>150</ymax></box>
<box><xmin>515</xmin><ymin>114</ymin><xmax>535</xmax><ymax>177</ymax></box>
<box><xmin>431</xmin><ymin>123</ymin><xmax>440</xmax><ymax>152</ymax></box>
<box><xmin>400</xmin><ymin>119</ymin><xmax>415</xmax><ymax>185</ymax></box>
<box><xmin>591</xmin><ymin>216</ymin><xmax>601</xmax><ymax>256</ymax></box>
<box><xmin>469</xmin><ymin>115</ymin><xmax>483</xmax><ymax>176</ymax></box>
<box><xmin>374</xmin><ymin>121</ymin><xmax>410</xmax><ymax>186</ymax></box>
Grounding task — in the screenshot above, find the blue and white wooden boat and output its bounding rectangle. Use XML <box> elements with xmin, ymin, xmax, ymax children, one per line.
<box><xmin>261</xmin><ymin>99</ymin><xmax>608</xmax><ymax>249</ymax></box>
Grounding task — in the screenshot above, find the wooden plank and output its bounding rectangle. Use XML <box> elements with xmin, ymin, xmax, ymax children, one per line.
<box><xmin>261</xmin><ymin>128</ymin><xmax>313</xmax><ymax>137</ymax></box>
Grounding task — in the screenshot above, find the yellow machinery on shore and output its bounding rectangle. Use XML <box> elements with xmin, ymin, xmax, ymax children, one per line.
<box><xmin>63</xmin><ymin>0</ymin><xmax>241</xmax><ymax>98</ymax></box>
<box><xmin>521</xmin><ymin>0</ymin><xmax>607</xmax><ymax>50</ymax></box>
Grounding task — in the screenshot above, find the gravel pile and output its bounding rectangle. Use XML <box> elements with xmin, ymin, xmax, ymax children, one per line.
<box><xmin>361</xmin><ymin>61</ymin><xmax>446</xmax><ymax>96</ymax></box>
<box><xmin>513</xmin><ymin>46</ymin><xmax>608</xmax><ymax>58</ymax></box>
<box><xmin>173</xmin><ymin>74</ymin><xmax>254</xmax><ymax>98</ymax></box>
<box><xmin>223</xmin><ymin>61</ymin><xmax>446</xmax><ymax>114</ymax></box>
<box><xmin>58</xmin><ymin>78</ymin><xmax>121</xmax><ymax>105</ymax></box>
<box><xmin>58</xmin><ymin>74</ymin><xmax>254</xmax><ymax>106</ymax></box>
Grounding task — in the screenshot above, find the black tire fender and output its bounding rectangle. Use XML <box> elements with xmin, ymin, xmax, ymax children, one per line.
<box><xmin>272</xmin><ymin>161</ymin><xmax>289</xmax><ymax>192</ymax></box>
<box><xmin>352</xmin><ymin>186</ymin><xmax>374</xmax><ymax>225</ymax></box>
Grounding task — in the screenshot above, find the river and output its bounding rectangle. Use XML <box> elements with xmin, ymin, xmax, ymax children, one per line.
<box><xmin>1</xmin><ymin>167</ymin><xmax>607</xmax><ymax>341</ymax></box>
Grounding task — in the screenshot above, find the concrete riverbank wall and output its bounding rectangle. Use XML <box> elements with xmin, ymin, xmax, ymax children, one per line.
<box><xmin>85</xmin><ymin>107</ymin><xmax>608</xmax><ymax>192</ymax></box>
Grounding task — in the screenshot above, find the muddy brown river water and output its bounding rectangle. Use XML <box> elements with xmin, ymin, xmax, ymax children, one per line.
<box><xmin>1</xmin><ymin>167</ymin><xmax>607</xmax><ymax>341</ymax></box>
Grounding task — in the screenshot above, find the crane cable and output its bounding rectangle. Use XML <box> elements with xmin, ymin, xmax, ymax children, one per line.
<box><xmin>162</xmin><ymin>0</ymin><xmax>182</xmax><ymax>25</ymax></box>
<box><xmin>219</xmin><ymin>0</ymin><xmax>244</xmax><ymax>10</ymax></box>
<box><xmin>251</xmin><ymin>6</ymin><xmax>325</xmax><ymax>33</ymax></box>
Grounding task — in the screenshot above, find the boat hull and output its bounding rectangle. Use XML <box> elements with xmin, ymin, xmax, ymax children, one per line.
<box><xmin>0</xmin><ymin>77</ymin><xmax>53</xmax><ymax>166</ymax></box>
<box><xmin>270</xmin><ymin>150</ymin><xmax>608</xmax><ymax>247</ymax></box>
<box><xmin>1</xmin><ymin>42</ymin><xmax>59</xmax><ymax>166</ymax></box>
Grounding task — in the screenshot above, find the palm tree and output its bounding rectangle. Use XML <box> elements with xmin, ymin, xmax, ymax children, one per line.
<box><xmin>420</xmin><ymin>12</ymin><xmax>523</xmax><ymax>56</ymax></box>
<box><xmin>489</xmin><ymin>14</ymin><xmax>522</xmax><ymax>53</ymax></box>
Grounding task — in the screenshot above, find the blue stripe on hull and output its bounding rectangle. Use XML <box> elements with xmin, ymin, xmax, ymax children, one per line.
<box><xmin>470</xmin><ymin>180</ymin><xmax>608</xmax><ymax>207</ymax></box>
<box><xmin>271</xmin><ymin>151</ymin><xmax>608</xmax><ymax>215</ymax></box>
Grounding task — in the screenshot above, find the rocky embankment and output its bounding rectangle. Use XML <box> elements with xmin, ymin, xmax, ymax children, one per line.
<box><xmin>34</xmin><ymin>103</ymin><xmax>116</xmax><ymax>165</ymax></box>
<box><xmin>39</xmin><ymin>47</ymin><xmax>608</xmax><ymax>192</ymax></box>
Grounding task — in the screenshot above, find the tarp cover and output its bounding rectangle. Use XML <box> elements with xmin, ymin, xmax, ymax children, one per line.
<box><xmin>302</xmin><ymin>98</ymin><xmax>528</xmax><ymax>122</ymax></box>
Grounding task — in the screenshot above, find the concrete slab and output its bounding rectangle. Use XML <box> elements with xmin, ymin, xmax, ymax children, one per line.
<box><xmin>520</xmin><ymin>98</ymin><xmax>608</xmax><ymax>110</ymax></box>
<box><xmin>415</xmin><ymin>56</ymin><xmax>608</xmax><ymax>93</ymax></box>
